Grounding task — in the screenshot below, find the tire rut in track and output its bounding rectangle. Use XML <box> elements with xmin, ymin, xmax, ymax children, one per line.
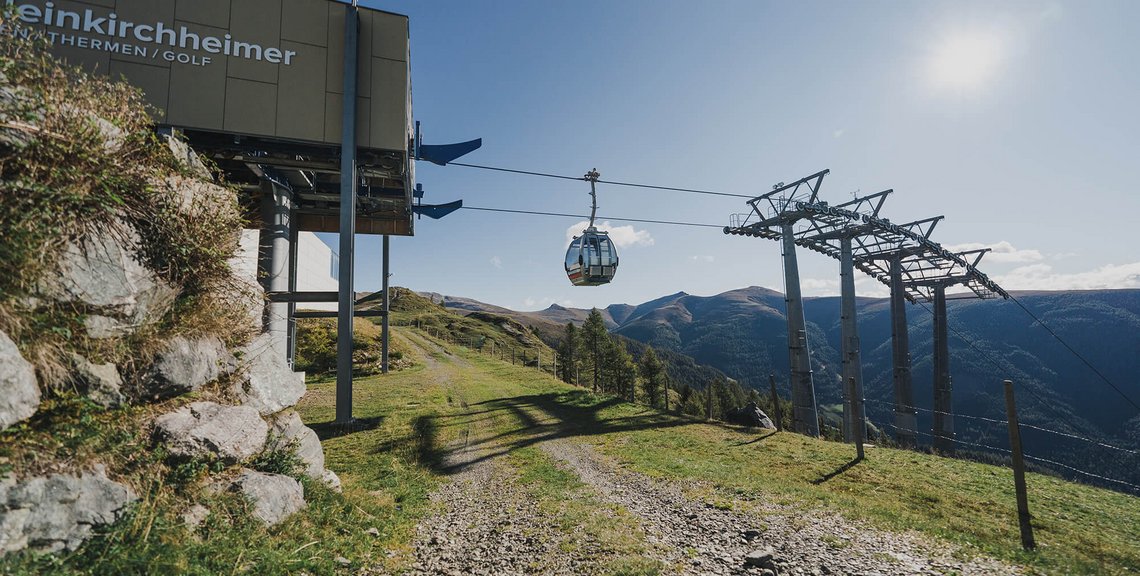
<box><xmin>539</xmin><ymin>438</ymin><xmax>1020</xmax><ymax>576</ymax></box>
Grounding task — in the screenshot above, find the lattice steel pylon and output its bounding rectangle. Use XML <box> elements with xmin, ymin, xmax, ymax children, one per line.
<box><xmin>725</xmin><ymin>170</ymin><xmax>1009</xmax><ymax>451</ymax></box>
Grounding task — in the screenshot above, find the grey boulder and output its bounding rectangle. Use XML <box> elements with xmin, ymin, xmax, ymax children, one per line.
<box><xmin>38</xmin><ymin>224</ymin><xmax>177</xmax><ymax>339</ymax></box>
<box><xmin>69</xmin><ymin>353</ymin><xmax>125</xmax><ymax>408</ymax></box>
<box><xmin>144</xmin><ymin>335</ymin><xmax>235</xmax><ymax>400</ymax></box>
<box><xmin>726</xmin><ymin>401</ymin><xmax>776</xmax><ymax>430</ymax></box>
<box><xmin>0</xmin><ymin>330</ymin><xmax>39</xmax><ymax>431</ymax></box>
<box><xmin>231</xmin><ymin>469</ymin><xmax>304</xmax><ymax>526</ymax></box>
<box><xmin>152</xmin><ymin>402</ymin><xmax>267</xmax><ymax>463</ymax></box>
<box><xmin>0</xmin><ymin>465</ymin><xmax>136</xmax><ymax>554</ymax></box>
<box><xmin>267</xmin><ymin>411</ymin><xmax>325</xmax><ymax>480</ymax></box>
<box><xmin>234</xmin><ymin>333</ymin><xmax>305</xmax><ymax>415</ymax></box>
<box><xmin>162</xmin><ymin>133</ymin><xmax>212</xmax><ymax>181</ymax></box>
<box><xmin>226</xmin><ymin>230</ymin><xmax>266</xmax><ymax>333</ymax></box>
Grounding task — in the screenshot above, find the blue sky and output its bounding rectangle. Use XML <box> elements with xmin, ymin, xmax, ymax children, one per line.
<box><xmin>324</xmin><ymin>0</ymin><xmax>1140</xmax><ymax>311</ymax></box>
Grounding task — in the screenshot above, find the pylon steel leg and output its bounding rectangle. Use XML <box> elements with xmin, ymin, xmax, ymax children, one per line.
<box><xmin>840</xmin><ymin>237</ymin><xmax>864</xmax><ymax>442</ymax></box>
<box><xmin>782</xmin><ymin>223</ymin><xmax>819</xmax><ymax>437</ymax></box>
<box><xmin>890</xmin><ymin>257</ymin><xmax>916</xmax><ymax>446</ymax></box>
<box><xmin>932</xmin><ymin>284</ymin><xmax>954</xmax><ymax>453</ymax></box>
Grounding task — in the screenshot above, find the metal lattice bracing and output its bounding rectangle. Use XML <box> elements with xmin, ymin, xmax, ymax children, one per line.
<box><xmin>725</xmin><ymin>169</ymin><xmax>1010</xmax><ymax>451</ymax></box>
<box><xmin>724</xmin><ymin>169</ymin><xmax>1008</xmax><ymax>303</ymax></box>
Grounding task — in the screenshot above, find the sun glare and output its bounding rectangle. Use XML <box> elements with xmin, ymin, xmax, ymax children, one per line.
<box><xmin>929</xmin><ymin>33</ymin><xmax>1002</xmax><ymax>93</ymax></box>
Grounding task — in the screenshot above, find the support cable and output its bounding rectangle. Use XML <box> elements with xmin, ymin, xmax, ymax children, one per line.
<box><xmin>1007</xmin><ymin>294</ymin><xmax>1140</xmax><ymax>412</ymax></box>
<box><xmin>912</xmin><ymin>300</ymin><xmax>1065</xmax><ymax>424</ymax></box>
<box><xmin>445</xmin><ymin>161</ymin><xmax>754</xmax><ymax>198</ymax></box>
<box><xmin>459</xmin><ymin>205</ymin><xmax>724</xmax><ymax>228</ymax></box>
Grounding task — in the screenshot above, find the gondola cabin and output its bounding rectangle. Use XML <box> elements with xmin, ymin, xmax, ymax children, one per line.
<box><xmin>565</xmin><ymin>227</ymin><xmax>619</xmax><ymax>286</ymax></box>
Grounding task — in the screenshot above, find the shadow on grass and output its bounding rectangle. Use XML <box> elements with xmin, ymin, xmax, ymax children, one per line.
<box><xmin>417</xmin><ymin>389</ymin><xmax>766</xmax><ymax>476</ymax></box>
<box><xmin>811</xmin><ymin>456</ymin><xmax>863</xmax><ymax>484</ymax></box>
<box><xmin>731</xmin><ymin>430</ymin><xmax>778</xmax><ymax>446</ymax></box>
<box><xmin>310</xmin><ymin>416</ymin><xmax>385</xmax><ymax>441</ymax></box>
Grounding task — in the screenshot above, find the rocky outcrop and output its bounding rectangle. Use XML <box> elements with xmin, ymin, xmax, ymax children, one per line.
<box><xmin>161</xmin><ymin>133</ymin><xmax>212</xmax><ymax>181</ymax></box>
<box><xmin>144</xmin><ymin>336</ymin><xmax>235</xmax><ymax>400</ymax></box>
<box><xmin>38</xmin><ymin>224</ymin><xmax>177</xmax><ymax>339</ymax></box>
<box><xmin>69</xmin><ymin>353</ymin><xmax>125</xmax><ymax>408</ymax></box>
<box><xmin>0</xmin><ymin>330</ymin><xmax>39</xmax><ymax>431</ymax></box>
<box><xmin>227</xmin><ymin>229</ymin><xmax>266</xmax><ymax>333</ymax></box>
<box><xmin>230</xmin><ymin>469</ymin><xmax>304</xmax><ymax>526</ymax></box>
<box><xmin>725</xmin><ymin>402</ymin><xmax>776</xmax><ymax>429</ymax></box>
<box><xmin>152</xmin><ymin>402</ymin><xmax>267</xmax><ymax>463</ymax></box>
<box><xmin>265</xmin><ymin>411</ymin><xmax>342</xmax><ymax>491</ymax></box>
<box><xmin>234</xmin><ymin>333</ymin><xmax>305</xmax><ymax>415</ymax></box>
<box><xmin>0</xmin><ymin>71</ymin><xmax>40</xmax><ymax>150</ymax></box>
<box><xmin>267</xmin><ymin>411</ymin><xmax>325</xmax><ymax>480</ymax></box>
<box><xmin>0</xmin><ymin>465</ymin><xmax>136</xmax><ymax>554</ymax></box>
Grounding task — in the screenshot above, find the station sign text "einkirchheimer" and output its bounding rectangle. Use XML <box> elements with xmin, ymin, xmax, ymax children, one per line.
<box><xmin>7</xmin><ymin>0</ymin><xmax>298</xmax><ymax>66</ymax></box>
<box><xmin>5</xmin><ymin>0</ymin><xmax>410</xmax><ymax>153</ymax></box>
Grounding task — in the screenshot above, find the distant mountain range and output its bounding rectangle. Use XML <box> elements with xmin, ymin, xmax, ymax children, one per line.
<box><xmin>423</xmin><ymin>286</ymin><xmax>1140</xmax><ymax>489</ymax></box>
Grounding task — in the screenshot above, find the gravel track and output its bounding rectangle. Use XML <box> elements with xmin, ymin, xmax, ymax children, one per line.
<box><xmin>539</xmin><ymin>438</ymin><xmax>1019</xmax><ymax>576</ymax></box>
<box><xmin>395</xmin><ymin>334</ymin><xmax>1019</xmax><ymax>575</ymax></box>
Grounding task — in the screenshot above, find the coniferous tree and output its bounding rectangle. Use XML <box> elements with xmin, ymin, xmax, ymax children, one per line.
<box><xmin>609</xmin><ymin>343</ymin><xmax>638</xmax><ymax>402</ymax></box>
<box><xmin>639</xmin><ymin>347</ymin><xmax>665</xmax><ymax>408</ymax></box>
<box><xmin>581</xmin><ymin>309</ymin><xmax>608</xmax><ymax>393</ymax></box>
<box><xmin>558</xmin><ymin>322</ymin><xmax>579</xmax><ymax>384</ymax></box>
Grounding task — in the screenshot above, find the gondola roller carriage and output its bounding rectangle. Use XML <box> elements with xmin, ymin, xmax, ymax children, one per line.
<box><xmin>565</xmin><ymin>168</ymin><xmax>619</xmax><ymax>286</ymax></box>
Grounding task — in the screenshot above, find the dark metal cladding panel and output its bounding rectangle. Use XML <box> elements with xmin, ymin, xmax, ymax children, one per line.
<box><xmin>281</xmin><ymin>0</ymin><xmax>327</xmax><ymax>46</ymax></box>
<box><xmin>224</xmin><ymin>77</ymin><xmax>277</xmax><ymax>135</ymax></box>
<box><xmin>370</xmin><ymin>57</ymin><xmax>406</xmax><ymax>152</ymax></box>
<box><xmin>174</xmin><ymin>0</ymin><xmax>229</xmax><ymax>28</ymax></box>
<box><xmin>226</xmin><ymin>0</ymin><xmax>281</xmax><ymax>85</ymax></box>
<box><xmin>24</xmin><ymin>0</ymin><xmax>409</xmax><ymax>153</ymax></box>
<box><xmin>107</xmin><ymin>60</ymin><xmax>170</xmax><ymax>115</ymax></box>
<box><xmin>166</xmin><ymin>21</ymin><xmax>229</xmax><ymax>130</ymax></box>
<box><xmin>276</xmin><ymin>39</ymin><xmax>326</xmax><ymax>142</ymax></box>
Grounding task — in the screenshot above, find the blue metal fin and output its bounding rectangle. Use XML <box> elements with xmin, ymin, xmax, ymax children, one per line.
<box><xmin>417</xmin><ymin>138</ymin><xmax>482</xmax><ymax>166</ymax></box>
<box><xmin>413</xmin><ymin>199</ymin><xmax>463</xmax><ymax>220</ymax></box>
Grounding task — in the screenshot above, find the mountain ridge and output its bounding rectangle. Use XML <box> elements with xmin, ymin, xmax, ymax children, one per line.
<box><xmin>421</xmin><ymin>285</ymin><xmax>1140</xmax><ymax>488</ymax></box>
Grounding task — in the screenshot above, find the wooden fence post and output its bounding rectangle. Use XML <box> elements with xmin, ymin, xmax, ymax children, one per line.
<box><xmin>1004</xmin><ymin>379</ymin><xmax>1036</xmax><ymax>551</ymax></box>
<box><xmin>769</xmin><ymin>374</ymin><xmax>782</xmax><ymax>432</ymax></box>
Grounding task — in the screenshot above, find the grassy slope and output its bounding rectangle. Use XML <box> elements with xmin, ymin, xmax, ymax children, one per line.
<box><xmin>298</xmin><ymin>327</ymin><xmax>1139</xmax><ymax>575</ymax></box>
<box><xmin>4</xmin><ymin>325</ymin><xmax>1135</xmax><ymax>574</ymax></box>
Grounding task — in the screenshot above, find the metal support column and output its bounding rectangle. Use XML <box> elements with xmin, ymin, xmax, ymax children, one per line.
<box><xmin>889</xmin><ymin>257</ymin><xmax>916</xmax><ymax>446</ymax></box>
<box><xmin>781</xmin><ymin>223</ymin><xmax>819</xmax><ymax>437</ymax></box>
<box><xmin>932</xmin><ymin>284</ymin><xmax>954</xmax><ymax>453</ymax></box>
<box><xmin>335</xmin><ymin>4</ymin><xmax>359</xmax><ymax>424</ymax></box>
<box><xmin>381</xmin><ymin>235</ymin><xmax>390</xmax><ymax>374</ymax></box>
<box><xmin>258</xmin><ymin>180</ymin><xmax>291</xmax><ymax>360</ymax></box>
<box><xmin>839</xmin><ymin>236</ymin><xmax>864</xmax><ymax>442</ymax></box>
<box><xmin>286</xmin><ymin>206</ymin><xmax>299</xmax><ymax>367</ymax></box>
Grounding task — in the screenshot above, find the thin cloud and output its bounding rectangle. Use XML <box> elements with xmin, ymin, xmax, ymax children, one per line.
<box><xmin>833</xmin><ymin>128</ymin><xmax>845</xmax><ymax>139</ymax></box>
<box><xmin>490</xmin><ymin>255</ymin><xmax>503</xmax><ymax>269</ymax></box>
<box><xmin>565</xmin><ymin>220</ymin><xmax>654</xmax><ymax>248</ymax></box>
<box><xmin>690</xmin><ymin>255</ymin><xmax>715</xmax><ymax>262</ymax></box>
<box><xmin>996</xmin><ymin>262</ymin><xmax>1140</xmax><ymax>291</ymax></box>
<box><xmin>944</xmin><ymin>240</ymin><xmax>1043</xmax><ymax>264</ymax></box>
<box><xmin>523</xmin><ymin>296</ymin><xmax>573</xmax><ymax>309</ymax></box>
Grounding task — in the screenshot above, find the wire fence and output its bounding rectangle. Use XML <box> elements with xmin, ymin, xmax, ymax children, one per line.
<box><xmin>867</xmin><ymin>397</ymin><xmax>1140</xmax><ymax>494</ymax></box>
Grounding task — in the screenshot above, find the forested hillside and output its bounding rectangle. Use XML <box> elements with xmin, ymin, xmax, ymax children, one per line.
<box><xmin>429</xmin><ymin>287</ymin><xmax>1140</xmax><ymax>490</ymax></box>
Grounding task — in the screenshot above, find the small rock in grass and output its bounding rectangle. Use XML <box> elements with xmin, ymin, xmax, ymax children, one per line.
<box><xmin>745</xmin><ymin>547</ymin><xmax>777</xmax><ymax>569</ymax></box>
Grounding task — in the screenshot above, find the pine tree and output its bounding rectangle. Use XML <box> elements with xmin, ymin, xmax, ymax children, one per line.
<box><xmin>639</xmin><ymin>347</ymin><xmax>665</xmax><ymax>408</ymax></box>
<box><xmin>558</xmin><ymin>322</ymin><xmax>579</xmax><ymax>384</ymax></box>
<box><xmin>581</xmin><ymin>308</ymin><xmax>608</xmax><ymax>393</ymax></box>
<box><xmin>609</xmin><ymin>342</ymin><xmax>638</xmax><ymax>402</ymax></box>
